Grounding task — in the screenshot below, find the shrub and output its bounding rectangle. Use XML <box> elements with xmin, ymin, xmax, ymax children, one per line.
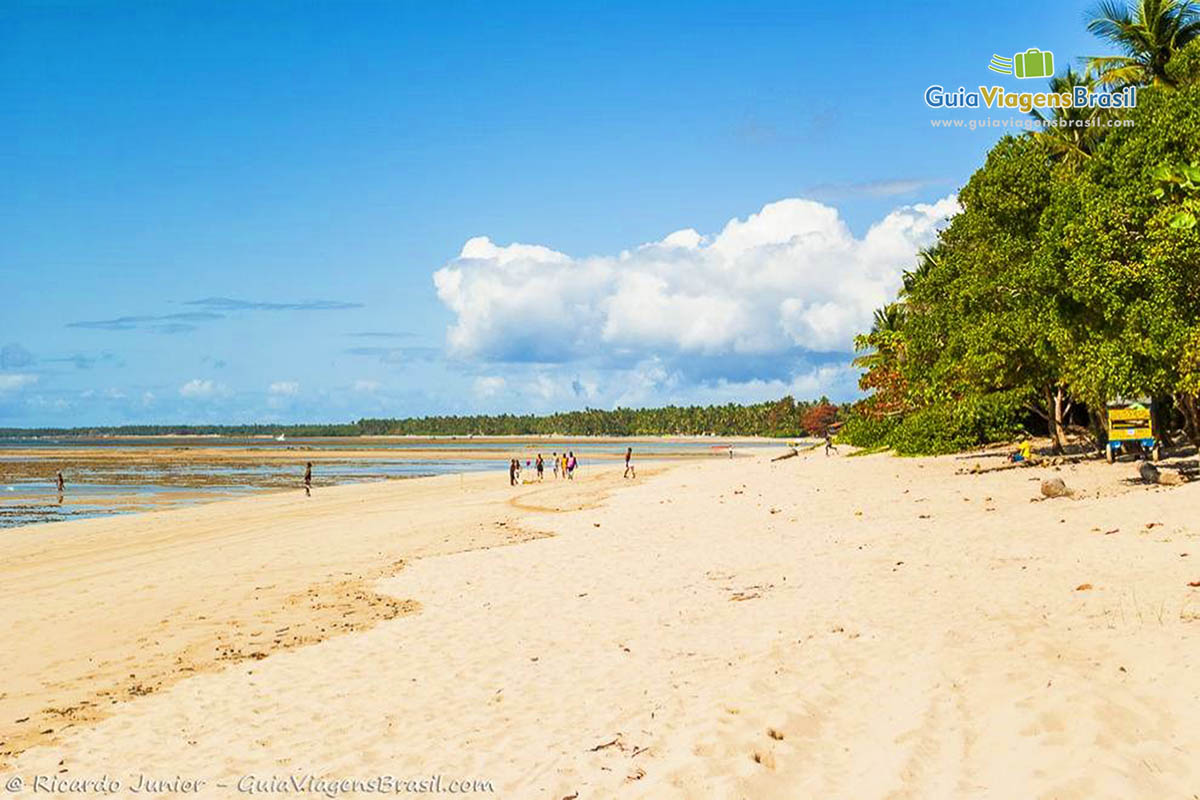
<box><xmin>888</xmin><ymin>390</ymin><xmax>1030</xmax><ymax>455</ymax></box>
<box><xmin>837</xmin><ymin>413</ymin><xmax>899</xmax><ymax>448</ymax></box>
<box><xmin>840</xmin><ymin>389</ymin><xmax>1030</xmax><ymax>455</ymax></box>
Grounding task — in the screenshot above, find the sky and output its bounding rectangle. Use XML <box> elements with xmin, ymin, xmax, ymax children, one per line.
<box><xmin>2</xmin><ymin>0</ymin><xmax>1108</xmax><ymax>426</ymax></box>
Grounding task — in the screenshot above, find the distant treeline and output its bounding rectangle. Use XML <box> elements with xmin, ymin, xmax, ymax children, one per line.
<box><xmin>0</xmin><ymin>396</ymin><xmax>842</xmax><ymax>439</ymax></box>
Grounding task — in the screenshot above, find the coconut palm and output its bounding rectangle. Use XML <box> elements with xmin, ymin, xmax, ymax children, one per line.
<box><xmin>870</xmin><ymin>303</ymin><xmax>907</xmax><ymax>335</ymax></box>
<box><xmin>1029</xmin><ymin>68</ymin><xmax>1106</xmax><ymax>167</ymax></box>
<box><xmin>1085</xmin><ymin>0</ymin><xmax>1200</xmax><ymax>87</ymax></box>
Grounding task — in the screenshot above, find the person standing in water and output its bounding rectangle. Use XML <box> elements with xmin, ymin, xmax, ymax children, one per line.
<box><xmin>624</xmin><ymin>447</ymin><xmax>635</xmax><ymax>479</ymax></box>
<box><xmin>304</xmin><ymin>462</ymin><xmax>313</xmax><ymax>496</ymax></box>
<box><xmin>56</xmin><ymin>470</ymin><xmax>65</xmax><ymax>493</ymax></box>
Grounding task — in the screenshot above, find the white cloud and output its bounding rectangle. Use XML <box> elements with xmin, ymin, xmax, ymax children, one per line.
<box><xmin>433</xmin><ymin>195</ymin><xmax>958</xmax><ymax>368</ymax></box>
<box><xmin>0</xmin><ymin>374</ymin><xmax>37</xmax><ymax>393</ymax></box>
<box><xmin>269</xmin><ymin>381</ymin><xmax>300</xmax><ymax>396</ymax></box>
<box><xmin>473</xmin><ymin>376</ymin><xmax>507</xmax><ymax>397</ymax></box>
<box><xmin>179</xmin><ymin>378</ymin><xmax>223</xmax><ymax>398</ymax></box>
<box><xmin>353</xmin><ymin>379</ymin><xmax>380</xmax><ymax>393</ymax></box>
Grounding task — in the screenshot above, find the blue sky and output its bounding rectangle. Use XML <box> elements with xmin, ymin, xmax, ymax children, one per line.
<box><xmin>2</xmin><ymin>0</ymin><xmax>1107</xmax><ymax>426</ymax></box>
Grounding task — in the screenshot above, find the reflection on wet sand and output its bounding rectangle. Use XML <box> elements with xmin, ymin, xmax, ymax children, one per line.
<box><xmin>0</xmin><ymin>436</ymin><xmax>778</xmax><ymax>528</ymax></box>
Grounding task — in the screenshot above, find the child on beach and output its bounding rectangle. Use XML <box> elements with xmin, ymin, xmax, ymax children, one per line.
<box><xmin>509</xmin><ymin>459</ymin><xmax>518</xmax><ymax>486</ymax></box>
<box><xmin>824</xmin><ymin>431</ymin><xmax>838</xmax><ymax>457</ymax></box>
<box><xmin>624</xmin><ymin>447</ymin><xmax>635</xmax><ymax>479</ymax></box>
<box><xmin>304</xmin><ymin>462</ymin><xmax>313</xmax><ymax>496</ymax></box>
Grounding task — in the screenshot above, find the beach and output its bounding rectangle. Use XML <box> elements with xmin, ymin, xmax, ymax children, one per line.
<box><xmin>2</xmin><ymin>446</ymin><xmax>1199</xmax><ymax>798</ymax></box>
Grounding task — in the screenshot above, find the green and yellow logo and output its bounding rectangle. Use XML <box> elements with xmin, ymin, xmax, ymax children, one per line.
<box><xmin>988</xmin><ymin>48</ymin><xmax>1054</xmax><ymax>79</ymax></box>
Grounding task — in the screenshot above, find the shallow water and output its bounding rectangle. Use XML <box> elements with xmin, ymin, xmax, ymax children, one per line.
<box><xmin>0</xmin><ymin>437</ymin><xmax>781</xmax><ymax>529</ymax></box>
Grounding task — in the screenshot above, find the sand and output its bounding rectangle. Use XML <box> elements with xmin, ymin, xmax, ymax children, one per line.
<box><xmin>2</xmin><ymin>446</ymin><xmax>1199</xmax><ymax>798</ymax></box>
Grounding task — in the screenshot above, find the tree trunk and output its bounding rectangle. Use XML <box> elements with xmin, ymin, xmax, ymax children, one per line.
<box><xmin>1044</xmin><ymin>384</ymin><xmax>1065</xmax><ymax>454</ymax></box>
<box><xmin>1178</xmin><ymin>393</ymin><xmax>1200</xmax><ymax>447</ymax></box>
<box><xmin>1053</xmin><ymin>386</ymin><xmax>1067</xmax><ymax>454</ymax></box>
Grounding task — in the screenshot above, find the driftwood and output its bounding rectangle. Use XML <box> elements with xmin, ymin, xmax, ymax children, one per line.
<box><xmin>771</xmin><ymin>448</ymin><xmax>799</xmax><ymax>462</ymax></box>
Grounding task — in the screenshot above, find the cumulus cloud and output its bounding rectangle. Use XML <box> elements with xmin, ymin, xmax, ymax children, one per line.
<box><xmin>179</xmin><ymin>378</ymin><xmax>223</xmax><ymax>398</ymax></box>
<box><xmin>0</xmin><ymin>374</ymin><xmax>37</xmax><ymax>393</ymax></box>
<box><xmin>269</xmin><ymin>381</ymin><xmax>300</xmax><ymax>396</ymax></box>
<box><xmin>433</xmin><ymin>195</ymin><xmax>958</xmax><ymax>374</ymax></box>
<box><xmin>473</xmin><ymin>376</ymin><xmax>507</xmax><ymax>397</ymax></box>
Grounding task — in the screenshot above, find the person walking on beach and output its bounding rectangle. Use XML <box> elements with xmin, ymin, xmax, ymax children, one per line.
<box><xmin>304</xmin><ymin>462</ymin><xmax>313</xmax><ymax>496</ymax></box>
<box><xmin>624</xmin><ymin>446</ymin><xmax>635</xmax><ymax>479</ymax></box>
<box><xmin>567</xmin><ymin>451</ymin><xmax>576</xmax><ymax>479</ymax></box>
<box><xmin>509</xmin><ymin>458</ymin><xmax>518</xmax><ymax>486</ymax></box>
<box><xmin>536</xmin><ymin>454</ymin><xmax>544</xmax><ymax>481</ymax></box>
<box><xmin>552</xmin><ymin>452</ymin><xmax>560</xmax><ymax>479</ymax></box>
<box><xmin>824</xmin><ymin>430</ymin><xmax>838</xmax><ymax>457</ymax></box>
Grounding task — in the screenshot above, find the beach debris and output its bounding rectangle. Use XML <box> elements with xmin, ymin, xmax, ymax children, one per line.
<box><xmin>589</xmin><ymin>736</ymin><xmax>621</xmax><ymax>752</ymax></box>
<box><xmin>1189</xmin><ymin>581</ymin><xmax>1200</xmax><ymax>588</ymax></box>
<box><xmin>1075</xmin><ymin>583</ymin><xmax>1093</xmax><ymax>591</ymax></box>
<box><xmin>767</xmin><ymin>727</ymin><xmax>785</xmax><ymax>740</ymax></box>
<box><xmin>1104</xmin><ymin>528</ymin><xmax>1119</xmax><ymax>535</ymax></box>
<box><xmin>1040</xmin><ymin>478</ymin><xmax>1072</xmax><ymax>499</ymax></box>
<box><xmin>771</xmin><ymin>448</ymin><xmax>799</xmax><ymax>461</ymax></box>
<box><xmin>1138</xmin><ymin>462</ymin><xmax>1187</xmax><ymax>486</ymax></box>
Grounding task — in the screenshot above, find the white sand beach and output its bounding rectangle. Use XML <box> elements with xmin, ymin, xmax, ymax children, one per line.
<box><xmin>3</xmin><ymin>447</ymin><xmax>1199</xmax><ymax>798</ymax></box>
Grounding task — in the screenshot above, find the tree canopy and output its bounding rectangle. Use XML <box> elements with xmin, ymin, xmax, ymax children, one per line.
<box><xmin>847</xmin><ymin>29</ymin><xmax>1200</xmax><ymax>453</ymax></box>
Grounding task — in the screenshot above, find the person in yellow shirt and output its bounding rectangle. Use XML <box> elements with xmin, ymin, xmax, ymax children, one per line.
<box><xmin>1010</xmin><ymin>440</ymin><xmax>1033</xmax><ymax>463</ymax></box>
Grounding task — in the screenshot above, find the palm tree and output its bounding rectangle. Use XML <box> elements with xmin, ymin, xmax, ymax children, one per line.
<box><xmin>1029</xmin><ymin>68</ymin><xmax>1107</xmax><ymax>167</ymax></box>
<box><xmin>870</xmin><ymin>303</ymin><xmax>907</xmax><ymax>336</ymax></box>
<box><xmin>1085</xmin><ymin>0</ymin><xmax>1200</xmax><ymax>87</ymax></box>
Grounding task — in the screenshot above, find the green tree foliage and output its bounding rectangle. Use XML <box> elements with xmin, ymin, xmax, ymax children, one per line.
<box><xmin>1039</xmin><ymin>65</ymin><xmax>1200</xmax><ymax>409</ymax></box>
<box><xmin>0</xmin><ymin>396</ymin><xmax>840</xmax><ymax>440</ymax></box>
<box><xmin>847</xmin><ymin>35</ymin><xmax>1200</xmax><ymax>453</ymax></box>
<box><xmin>1086</xmin><ymin>0</ymin><xmax>1200</xmax><ymax>87</ymax></box>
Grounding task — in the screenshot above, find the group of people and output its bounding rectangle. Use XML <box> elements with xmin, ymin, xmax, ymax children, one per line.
<box><xmin>507</xmin><ymin>447</ymin><xmax>640</xmax><ymax>486</ymax></box>
<box><xmin>510</xmin><ymin>451</ymin><xmax>578</xmax><ymax>486</ymax></box>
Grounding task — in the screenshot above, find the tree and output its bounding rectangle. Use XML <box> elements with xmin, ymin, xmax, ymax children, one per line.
<box><xmin>1029</xmin><ymin>67</ymin><xmax>1108</xmax><ymax>167</ymax></box>
<box><xmin>901</xmin><ymin>135</ymin><xmax>1073</xmax><ymax>449</ymax></box>
<box><xmin>1039</xmin><ymin>64</ymin><xmax>1200</xmax><ymax>442</ymax></box>
<box><xmin>801</xmin><ymin>402</ymin><xmax>839</xmax><ymax>436</ymax></box>
<box><xmin>1086</xmin><ymin>0</ymin><xmax>1200</xmax><ymax>87</ymax></box>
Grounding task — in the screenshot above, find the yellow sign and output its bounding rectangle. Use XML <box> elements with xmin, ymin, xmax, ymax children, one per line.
<box><xmin>1107</xmin><ymin>407</ymin><xmax>1153</xmax><ymax>442</ymax></box>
